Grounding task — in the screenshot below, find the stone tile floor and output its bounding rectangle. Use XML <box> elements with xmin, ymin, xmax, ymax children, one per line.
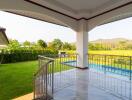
<box><xmin>54</xmin><ymin>85</ymin><xmax>122</xmax><ymax>100</ymax></box>
<box><xmin>14</xmin><ymin>68</ymin><xmax>132</xmax><ymax>100</ymax></box>
<box><xmin>53</xmin><ymin>68</ymin><xmax>131</xmax><ymax>100</ymax></box>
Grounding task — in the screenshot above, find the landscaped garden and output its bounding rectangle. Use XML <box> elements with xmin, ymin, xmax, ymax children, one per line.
<box><xmin>0</xmin><ymin>39</ymin><xmax>75</xmax><ymax>100</ymax></box>
<box><xmin>1</xmin><ymin>38</ymin><xmax>132</xmax><ymax>99</ymax></box>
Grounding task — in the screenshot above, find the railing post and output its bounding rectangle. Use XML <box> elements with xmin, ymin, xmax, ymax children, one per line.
<box><xmin>87</xmin><ymin>54</ymin><xmax>89</xmax><ymax>68</ymax></box>
<box><xmin>59</xmin><ymin>54</ymin><xmax>62</xmax><ymax>72</ymax></box>
<box><xmin>104</xmin><ymin>55</ymin><xmax>107</xmax><ymax>90</ymax></box>
<box><xmin>130</xmin><ymin>56</ymin><xmax>132</xmax><ymax>80</ymax></box>
<box><xmin>104</xmin><ymin>55</ymin><xmax>107</xmax><ymax>74</ymax></box>
<box><xmin>76</xmin><ymin>54</ymin><xmax>77</xmax><ymax>67</ymax></box>
<box><xmin>129</xmin><ymin>56</ymin><xmax>132</xmax><ymax>100</ymax></box>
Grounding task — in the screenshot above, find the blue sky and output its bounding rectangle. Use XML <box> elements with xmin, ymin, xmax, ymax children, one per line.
<box><xmin>0</xmin><ymin>11</ymin><xmax>132</xmax><ymax>42</ymax></box>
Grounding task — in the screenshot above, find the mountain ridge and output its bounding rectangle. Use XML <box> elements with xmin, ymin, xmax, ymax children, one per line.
<box><xmin>90</xmin><ymin>38</ymin><xmax>131</xmax><ymax>44</ymax></box>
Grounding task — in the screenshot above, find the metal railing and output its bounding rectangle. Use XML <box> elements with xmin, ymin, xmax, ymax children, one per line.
<box><xmin>34</xmin><ymin>55</ymin><xmax>54</xmax><ymax>100</ymax></box>
<box><xmin>53</xmin><ymin>54</ymin><xmax>77</xmax><ymax>92</ymax></box>
<box><xmin>34</xmin><ymin>53</ymin><xmax>132</xmax><ymax>100</ymax></box>
<box><xmin>88</xmin><ymin>54</ymin><xmax>132</xmax><ymax>99</ymax></box>
<box><xmin>34</xmin><ymin>54</ymin><xmax>77</xmax><ymax>100</ymax></box>
<box><xmin>88</xmin><ymin>54</ymin><xmax>132</xmax><ymax>79</ymax></box>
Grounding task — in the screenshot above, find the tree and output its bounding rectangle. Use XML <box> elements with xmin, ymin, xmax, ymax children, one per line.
<box><xmin>126</xmin><ymin>43</ymin><xmax>132</xmax><ymax>50</ymax></box>
<box><xmin>37</xmin><ymin>39</ymin><xmax>47</xmax><ymax>48</ymax></box>
<box><xmin>50</xmin><ymin>39</ymin><xmax>63</xmax><ymax>50</ymax></box>
<box><xmin>62</xmin><ymin>42</ymin><xmax>72</xmax><ymax>50</ymax></box>
<box><xmin>88</xmin><ymin>43</ymin><xmax>95</xmax><ymax>50</ymax></box>
<box><xmin>8</xmin><ymin>39</ymin><xmax>21</xmax><ymax>50</ymax></box>
<box><xmin>23</xmin><ymin>40</ymin><xmax>31</xmax><ymax>47</ymax></box>
<box><xmin>116</xmin><ymin>40</ymin><xmax>127</xmax><ymax>50</ymax></box>
<box><xmin>30</xmin><ymin>42</ymin><xmax>38</xmax><ymax>49</ymax></box>
<box><xmin>71</xmin><ymin>43</ymin><xmax>76</xmax><ymax>50</ymax></box>
<box><xmin>88</xmin><ymin>43</ymin><xmax>106</xmax><ymax>50</ymax></box>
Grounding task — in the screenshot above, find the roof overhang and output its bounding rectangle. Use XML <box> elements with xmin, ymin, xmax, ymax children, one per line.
<box><xmin>1</xmin><ymin>0</ymin><xmax>132</xmax><ymax>30</ymax></box>
<box><xmin>0</xmin><ymin>28</ymin><xmax>9</xmax><ymax>45</ymax></box>
<box><xmin>24</xmin><ymin>0</ymin><xmax>132</xmax><ymax>20</ymax></box>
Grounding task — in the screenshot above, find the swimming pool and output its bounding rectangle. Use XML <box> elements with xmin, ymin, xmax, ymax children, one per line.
<box><xmin>63</xmin><ymin>60</ymin><xmax>132</xmax><ymax>77</ymax></box>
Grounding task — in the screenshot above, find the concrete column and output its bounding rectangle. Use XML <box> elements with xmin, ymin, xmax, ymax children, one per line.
<box><xmin>76</xmin><ymin>19</ymin><xmax>88</xmax><ymax>69</ymax></box>
<box><xmin>76</xmin><ymin>69</ymin><xmax>89</xmax><ymax>100</ymax></box>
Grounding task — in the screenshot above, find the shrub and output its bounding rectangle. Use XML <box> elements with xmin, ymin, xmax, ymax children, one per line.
<box><xmin>0</xmin><ymin>49</ymin><xmax>58</xmax><ymax>64</ymax></box>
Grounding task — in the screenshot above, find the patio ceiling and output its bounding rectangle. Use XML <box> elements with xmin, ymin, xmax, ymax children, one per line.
<box><xmin>1</xmin><ymin>0</ymin><xmax>131</xmax><ymax>29</ymax></box>
<box><xmin>25</xmin><ymin>0</ymin><xmax>131</xmax><ymax>19</ymax></box>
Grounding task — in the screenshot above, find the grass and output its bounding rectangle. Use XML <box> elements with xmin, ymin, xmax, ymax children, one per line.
<box><xmin>65</xmin><ymin>50</ymin><xmax>132</xmax><ymax>69</ymax></box>
<box><xmin>89</xmin><ymin>50</ymin><xmax>132</xmax><ymax>56</ymax></box>
<box><xmin>0</xmin><ymin>58</ymin><xmax>73</xmax><ymax>100</ymax></box>
<box><xmin>88</xmin><ymin>50</ymin><xmax>132</xmax><ymax>70</ymax></box>
<box><xmin>65</xmin><ymin>50</ymin><xmax>132</xmax><ymax>56</ymax></box>
<box><xmin>0</xmin><ymin>61</ymin><xmax>38</xmax><ymax>100</ymax></box>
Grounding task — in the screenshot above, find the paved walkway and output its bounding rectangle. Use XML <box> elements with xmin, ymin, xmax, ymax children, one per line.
<box><xmin>13</xmin><ymin>93</ymin><xmax>33</xmax><ymax>100</ymax></box>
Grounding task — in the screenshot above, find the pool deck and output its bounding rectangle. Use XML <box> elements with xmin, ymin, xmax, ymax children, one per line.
<box><xmin>53</xmin><ymin>68</ymin><xmax>132</xmax><ymax>100</ymax></box>
<box><xmin>14</xmin><ymin>68</ymin><xmax>132</xmax><ymax>100</ymax></box>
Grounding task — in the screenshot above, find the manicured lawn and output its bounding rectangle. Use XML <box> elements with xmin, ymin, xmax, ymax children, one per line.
<box><xmin>89</xmin><ymin>50</ymin><xmax>132</xmax><ymax>56</ymax></box>
<box><xmin>0</xmin><ymin>59</ymin><xmax>73</xmax><ymax>100</ymax></box>
<box><xmin>0</xmin><ymin>61</ymin><xmax>38</xmax><ymax>100</ymax></box>
<box><xmin>65</xmin><ymin>50</ymin><xmax>132</xmax><ymax>56</ymax></box>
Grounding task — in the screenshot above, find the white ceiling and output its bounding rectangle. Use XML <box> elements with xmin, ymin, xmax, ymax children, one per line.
<box><xmin>29</xmin><ymin>0</ymin><xmax>131</xmax><ymax>18</ymax></box>
<box><xmin>55</xmin><ymin>0</ymin><xmax>111</xmax><ymax>10</ymax></box>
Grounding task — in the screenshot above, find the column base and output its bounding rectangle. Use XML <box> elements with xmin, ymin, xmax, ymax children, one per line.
<box><xmin>76</xmin><ymin>67</ymin><xmax>89</xmax><ymax>70</ymax></box>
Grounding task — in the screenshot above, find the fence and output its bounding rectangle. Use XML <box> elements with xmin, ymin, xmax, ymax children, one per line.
<box><xmin>88</xmin><ymin>54</ymin><xmax>132</xmax><ymax>79</ymax></box>
<box><xmin>88</xmin><ymin>54</ymin><xmax>132</xmax><ymax>99</ymax></box>
<box><xmin>34</xmin><ymin>56</ymin><xmax>54</xmax><ymax>100</ymax></box>
<box><xmin>34</xmin><ymin>54</ymin><xmax>77</xmax><ymax>100</ymax></box>
<box><xmin>34</xmin><ymin>53</ymin><xmax>132</xmax><ymax>100</ymax></box>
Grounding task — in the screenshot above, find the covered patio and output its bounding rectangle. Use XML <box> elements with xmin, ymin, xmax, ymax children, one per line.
<box><xmin>14</xmin><ymin>62</ymin><xmax>131</xmax><ymax>100</ymax></box>
<box><xmin>1</xmin><ymin>0</ymin><xmax>132</xmax><ymax>100</ymax></box>
<box><xmin>1</xmin><ymin>0</ymin><xmax>132</xmax><ymax>69</ymax></box>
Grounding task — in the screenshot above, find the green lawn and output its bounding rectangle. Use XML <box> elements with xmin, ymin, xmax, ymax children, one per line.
<box><xmin>89</xmin><ymin>50</ymin><xmax>132</xmax><ymax>56</ymax></box>
<box><xmin>0</xmin><ymin>61</ymin><xmax>38</xmax><ymax>100</ymax></box>
<box><xmin>65</xmin><ymin>50</ymin><xmax>132</xmax><ymax>56</ymax></box>
<box><xmin>0</xmin><ymin>59</ymin><xmax>73</xmax><ymax>100</ymax></box>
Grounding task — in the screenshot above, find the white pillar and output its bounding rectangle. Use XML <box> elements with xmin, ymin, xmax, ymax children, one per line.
<box><xmin>76</xmin><ymin>19</ymin><xmax>88</xmax><ymax>69</ymax></box>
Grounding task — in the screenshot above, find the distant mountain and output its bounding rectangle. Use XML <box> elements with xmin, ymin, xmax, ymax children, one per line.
<box><xmin>90</xmin><ymin>38</ymin><xmax>131</xmax><ymax>44</ymax></box>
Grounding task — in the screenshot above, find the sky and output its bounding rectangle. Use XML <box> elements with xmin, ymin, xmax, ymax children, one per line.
<box><xmin>0</xmin><ymin>11</ymin><xmax>132</xmax><ymax>43</ymax></box>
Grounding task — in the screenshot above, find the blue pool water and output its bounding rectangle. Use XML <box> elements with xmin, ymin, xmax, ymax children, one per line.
<box><xmin>63</xmin><ymin>60</ymin><xmax>132</xmax><ymax>77</ymax></box>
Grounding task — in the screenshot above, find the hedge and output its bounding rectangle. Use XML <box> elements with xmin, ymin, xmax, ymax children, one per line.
<box><xmin>0</xmin><ymin>49</ymin><xmax>58</xmax><ymax>64</ymax></box>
